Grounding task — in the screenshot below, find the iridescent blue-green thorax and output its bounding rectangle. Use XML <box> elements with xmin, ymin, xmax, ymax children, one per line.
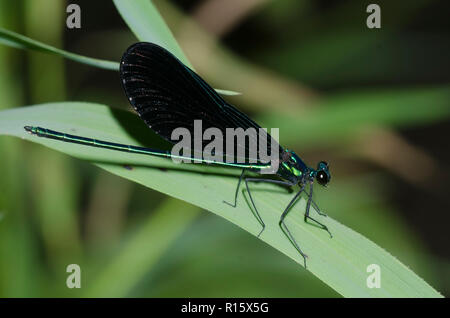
<box><xmin>277</xmin><ymin>149</ymin><xmax>331</xmax><ymax>187</ymax></box>
<box><xmin>277</xmin><ymin>149</ymin><xmax>309</xmax><ymax>184</ymax></box>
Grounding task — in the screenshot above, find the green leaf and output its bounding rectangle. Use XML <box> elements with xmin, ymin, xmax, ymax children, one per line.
<box><xmin>112</xmin><ymin>0</ymin><xmax>240</xmax><ymax>96</ymax></box>
<box><xmin>0</xmin><ymin>27</ymin><xmax>119</xmax><ymax>71</ymax></box>
<box><xmin>113</xmin><ymin>0</ymin><xmax>191</xmax><ymax>67</ymax></box>
<box><xmin>0</xmin><ymin>2</ymin><xmax>239</xmax><ymax>95</ymax></box>
<box><xmin>84</xmin><ymin>198</ymin><xmax>200</xmax><ymax>297</ymax></box>
<box><xmin>0</xmin><ymin>102</ymin><xmax>442</xmax><ymax>297</ymax></box>
<box><xmin>0</xmin><ymin>24</ymin><xmax>238</xmax><ymax>96</ymax></box>
<box><xmin>213</xmin><ymin>89</ymin><xmax>242</xmax><ymax>96</ymax></box>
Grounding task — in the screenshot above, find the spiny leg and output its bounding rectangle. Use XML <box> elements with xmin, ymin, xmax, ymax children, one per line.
<box><xmin>223</xmin><ymin>168</ymin><xmax>246</xmax><ymax>208</ymax></box>
<box><xmin>312</xmin><ymin>200</ymin><xmax>327</xmax><ymax>217</ymax></box>
<box><xmin>301</xmin><ymin>188</ymin><xmax>327</xmax><ymax>217</ymax></box>
<box><xmin>279</xmin><ymin>184</ymin><xmax>308</xmax><ymax>268</ymax></box>
<box><xmin>304</xmin><ymin>182</ymin><xmax>332</xmax><ymax>238</ymax></box>
<box><xmin>224</xmin><ymin>172</ymin><xmax>294</xmax><ymax>238</ymax></box>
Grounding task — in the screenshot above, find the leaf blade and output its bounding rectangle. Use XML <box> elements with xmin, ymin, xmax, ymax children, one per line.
<box><xmin>113</xmin><ymin>0</ymin><xmax>191</xmax><ymax>67</ymax></box>
<box><xmin>0</xmin><ymin>102</ymin><xmax>442</xmax><ymax>298</ymax></box>
<box><xmin>112</xmin><ymin>0</ymin><xmax>240</xmax><ymax>96</ymax></box>
<box><xmin>0</xmin><ymin>27</ymin><xmax>119</xmax><ymax>71</ymax></box>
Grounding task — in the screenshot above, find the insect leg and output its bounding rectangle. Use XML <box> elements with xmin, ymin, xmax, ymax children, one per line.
<box><xmin>301</xmin><ymin>188</ymin><xmax>327</xmax><ymax>217</ymax></box>
<box><xmin>279</xmin><ymin>184</ymin><xmax>308</xmax><ymax>268</ymax></box>
<box><xmin>223</xmin><ymin>168</ymin><xmax>246</xmax><ymax>208</ymax></box>
<box><xmin>304</xmin><ymin>182</ymin><xmax>332</xmax><ymax>238</ymax></box>
<box><xmin>243</xmin><ymin>178</ymin><xmax>295</xmax><ymax>238</ymax></box>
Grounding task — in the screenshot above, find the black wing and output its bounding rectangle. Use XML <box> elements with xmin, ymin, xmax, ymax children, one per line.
<box><xmin>119</xmin><ymin>42</ymin><xmax>280</xmax><ymax>162</ymax></box>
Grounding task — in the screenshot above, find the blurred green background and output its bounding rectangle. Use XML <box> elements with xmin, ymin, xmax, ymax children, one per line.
<box><xmin>0</xmin><ymin>0</ymin><xmax>449</xmax><ymax>297</ymax></box>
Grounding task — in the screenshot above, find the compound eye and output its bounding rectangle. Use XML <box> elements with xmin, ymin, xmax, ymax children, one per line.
<box><xmin>316</xmin><ymin>171</ymin><xmax>329</xmax><ymax>186</ymax></box>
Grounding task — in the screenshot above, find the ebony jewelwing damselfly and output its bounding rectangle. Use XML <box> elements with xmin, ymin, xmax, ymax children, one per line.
<box><xmin>24</xmin><ymin>42</ymin><xmax>332</xmax><ymax>268</ymax></box>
